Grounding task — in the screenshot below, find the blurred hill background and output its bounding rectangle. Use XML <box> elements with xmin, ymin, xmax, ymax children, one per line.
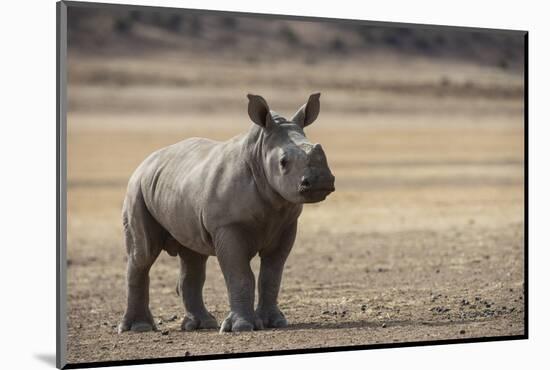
<box><xmin>67</xmin><ymin>7</ymin><xmax>524</xmax><ymax>70</ymax></box>
<box><xmin>66</xmin><ymin>6</ymin><xmax>524</xmax><ymax>116</ymax></box>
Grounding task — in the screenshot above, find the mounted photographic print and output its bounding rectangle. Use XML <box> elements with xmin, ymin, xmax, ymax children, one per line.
<box><xmin>56</xmin><ymin>1</ymin><xmax>527</xmax><ymax>368</ymax></box>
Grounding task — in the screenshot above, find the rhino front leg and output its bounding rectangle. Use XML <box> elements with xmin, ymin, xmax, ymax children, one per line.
<box><xmin>215</xmin><ymin>227</ymin><xmax>263</xmax><ymax>333</ymax></box>
<box><xmin>256</xmin><ymin>222</ymin><xmax>297</xmax><ymax>328</ymax></box>
<box><xmin>177</xmin><ymin>247</ymin><xmax>218</xmax><ymax>331</ymax></box>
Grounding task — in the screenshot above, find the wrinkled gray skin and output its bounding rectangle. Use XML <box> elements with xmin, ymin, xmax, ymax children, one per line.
<box><xmin>118</xmin><ymin>93</ymin><xmax>335</xmax><ymax>334</ymax></box>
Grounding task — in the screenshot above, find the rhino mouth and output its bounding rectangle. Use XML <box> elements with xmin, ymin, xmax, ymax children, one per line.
<box><xmin>299</xmin><ymin>185</ymin><xmax>335</xmax><ymax>203</ymax></box>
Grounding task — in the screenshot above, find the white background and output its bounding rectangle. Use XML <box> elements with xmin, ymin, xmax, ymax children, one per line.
<box><xmin>1</xmin><ymin>0</ymin><xmax>546</xmax><ymax>368</ymax></box>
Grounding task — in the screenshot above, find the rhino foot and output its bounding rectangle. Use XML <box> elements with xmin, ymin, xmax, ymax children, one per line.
<box><xmin>256</xmin><ymin>307</ymin><xmax>288</xmax><ymax>328</ymax></box>
<box><xmin>219</xmin><ymin>312</ymin><xmax>264</xmax><ymax>333</ymax></box>
<box><xmin>118</xmin><ymin>313</ymin><xmax>157</xmax><ymax>333</ymax></box>
<box><xmin>181</xmin><ymin>313</ymin><xmax>218</xmax><ymax>331</ymax></box>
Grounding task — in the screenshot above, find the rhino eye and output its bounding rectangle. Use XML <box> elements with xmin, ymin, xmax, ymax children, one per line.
<box><xmin>279</xmin><ymin>157</ymin><xmax>288</xmax><ymax>169</ymax></box>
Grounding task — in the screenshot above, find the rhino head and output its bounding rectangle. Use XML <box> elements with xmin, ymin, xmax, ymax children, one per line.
<box><xmin>247</xmin><ymin>93</ymin><xmax>335</xmax><ymax>204</ymax></box>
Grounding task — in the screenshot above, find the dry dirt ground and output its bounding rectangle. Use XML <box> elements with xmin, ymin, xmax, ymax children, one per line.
<box><xmin>65</xmin><ymin>54</ymin><xmax>525</xmax><ymax>364</ymax></box>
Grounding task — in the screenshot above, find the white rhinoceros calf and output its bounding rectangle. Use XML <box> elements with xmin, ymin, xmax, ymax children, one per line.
<box><xmin>119</xmin><ymin>93</ymin><xmax>335</xmax><ymax>333</ymax></box>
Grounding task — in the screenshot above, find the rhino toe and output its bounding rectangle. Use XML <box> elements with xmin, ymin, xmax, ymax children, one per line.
<box><xmin>256</xmin><ymin>307</ymin><xmax>288</xmax><ymax>328</ymax></box>
<box><xmin>219</xmin><ymin>312</ymin><xmax>261</xmax><ymax>333</ymax></box>
<box><xmin>181</xmin><ymin>313</ymin><xmax>218</xmax><ymax>331</ymax></box>
<box><xmin>118</xmin><ymin>319</ymin><xmax>156</xmax><ymax>334</ymax></box>
<box><xmin>118</xmin><ymin>310</ymin><xmax>157</xmax><ymax>334</ymax></box>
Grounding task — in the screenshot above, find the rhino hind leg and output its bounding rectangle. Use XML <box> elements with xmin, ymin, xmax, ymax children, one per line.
<box><xmin>177</xmin><ymin>247</ymin><xmax>218</xmax><ymax>330</ymax></box>
<box><xmin>118</xmin><ymin>186</ymin><xmax>164</xmax><ymax>334</ymax></box>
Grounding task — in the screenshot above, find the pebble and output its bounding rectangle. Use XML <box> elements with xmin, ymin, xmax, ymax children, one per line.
<box><xmin>361</xmin><ymin>304</ymin><xmax>367</xmax><ymax>312</ymax></box>
<box><xmin>184</xmin><ymin>351</ymin><xmax>191</xmax><ymax>356</ymax></box>
<box><xmin>161</xmin><ymin>330</ymin><xmax>169</xmax><ymax>335</ymax></box>
<box><xmin>382</xmin><ymin>323</ymin><xmax>387</xmax><ymax>328</ymax></box>
<box><xmin>459</xmin><ymin>329</ymin><xmax>466</xmax><ymax>335</ymax></box>
<box><xmin>431</xmin><ymin>306</ymin><xmax>450</xmax><ymax>314</ymax></box>
<box><xmin>322</xmin><ymin>310</ymin><xmax>330</xmax><ymax>315</ymax></box>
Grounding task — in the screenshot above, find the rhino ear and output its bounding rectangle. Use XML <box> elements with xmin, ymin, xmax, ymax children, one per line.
<box><xmin>291</xmin><ymin>92</ymin><xmax>321</xmax><ymax>128</ymax></box>
<box><xmin>247</xmin><ymin>94</ymin><xmax>273</xmax><ymax>129</ymax></box>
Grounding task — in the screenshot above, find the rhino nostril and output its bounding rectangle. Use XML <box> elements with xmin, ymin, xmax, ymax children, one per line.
<box><xmin>300</xmin><ymin>177</ymin><xmax>311</xmax><ymax>189</ymax></box>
